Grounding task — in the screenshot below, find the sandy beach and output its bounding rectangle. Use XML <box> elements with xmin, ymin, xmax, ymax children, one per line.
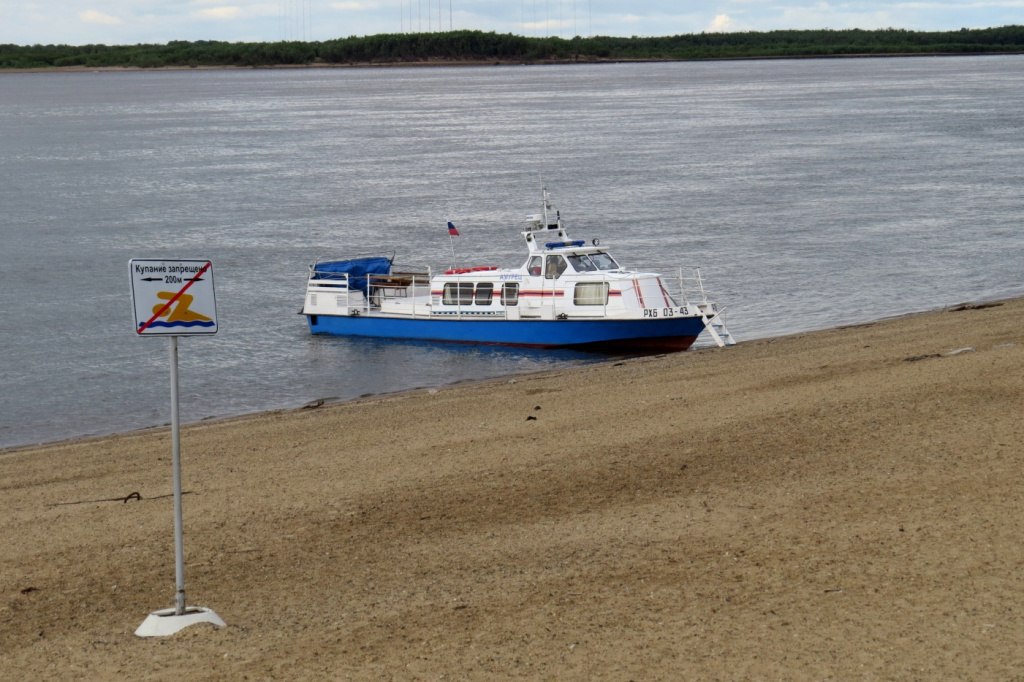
<box><xmin>2</xmin><ymin>298</ymin><xmax>1022</xmax><ymax>680</ymax></box>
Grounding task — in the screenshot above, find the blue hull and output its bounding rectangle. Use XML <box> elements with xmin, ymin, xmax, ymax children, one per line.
<box><xmin>306</xmin><ymin>314</ymin><xmax>706</xmax><ymax>352</ymax></box>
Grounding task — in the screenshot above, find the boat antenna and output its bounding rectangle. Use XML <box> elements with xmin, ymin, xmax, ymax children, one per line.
<box><xmin>541</xmin><ymin>184</ymin><xmax>550</xmax><ymax>229</ymax></box>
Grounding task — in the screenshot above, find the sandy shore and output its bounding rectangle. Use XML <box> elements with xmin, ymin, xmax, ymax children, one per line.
<box><xmin>2</xmin><ymin>299</ymin><xmax>1022</xmax><ymax>679</ymax></box>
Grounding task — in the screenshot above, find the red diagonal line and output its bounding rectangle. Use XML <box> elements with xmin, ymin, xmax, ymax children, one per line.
<box><xmin>136</xmin><ymin>261</ymin><xmax>212</xmax><ymax>334</ymax></box>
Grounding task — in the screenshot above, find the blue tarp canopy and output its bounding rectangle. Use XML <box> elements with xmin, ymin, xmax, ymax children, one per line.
<box><xmin>312</xmin><ymin>257</ymin><xmax>392</xmax><ymax>292</ymax></box>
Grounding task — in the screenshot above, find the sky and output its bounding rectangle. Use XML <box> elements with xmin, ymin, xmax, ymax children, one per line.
<box><xmin>2</xmin><ymin>1</ymin><xmax>1022</xmax><ymax>46</ymax></box>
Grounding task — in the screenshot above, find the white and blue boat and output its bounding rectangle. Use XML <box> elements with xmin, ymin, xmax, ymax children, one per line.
<box><xmin>302</xmin><ymin>189</ymin><xmax>734</xmax><ymax>352</ymax></box>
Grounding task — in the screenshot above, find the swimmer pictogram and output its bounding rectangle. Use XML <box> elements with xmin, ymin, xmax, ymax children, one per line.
<box><xmin>130</xmin><ymin>259</ymin><xmax>218</xmax><ymax>336</ymax></box>
<box><xmin>144</xmin><ymin>290</ymin><xmax>214</xmax><ymax>331</ymax></box>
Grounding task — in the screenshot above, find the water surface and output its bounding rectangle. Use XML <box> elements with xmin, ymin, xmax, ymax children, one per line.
<box><xmin>2</xmin><ymin>56</ymin><xmax>1022</xmax><ymax>448</ymax></box>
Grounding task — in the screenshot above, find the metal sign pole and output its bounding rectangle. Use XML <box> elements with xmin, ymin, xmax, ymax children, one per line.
<box><xmin>169</xmin><ymin>335</ymin><xmax>186</xmax><ymax>616</ymax></box>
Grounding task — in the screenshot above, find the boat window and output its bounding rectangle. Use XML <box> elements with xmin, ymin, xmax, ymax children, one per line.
<box><xmin>545</xmin><ymin>255</ymin><xmax>567</xmax><ymax>280</ymax></box>
<box><xmin>567</xmin><ymin>254</ymin><xmax>598</xmax><ymax>272</ymax></box>
<box><xmin>501</xmin><ymin>282</ymin><xmax>519</xmax><ymax>306</ymax></box>
<box><xmin>574</xmin><ymin>282</ymin><xmax>609</xmax><ymax>306</ymax></box>
<box><xmin>526</xmin><ymin>256</ymin><xmax>542</xmax><ymax>276</ymax></box>
<box><xmin>475</xmin><ymin>282</ymin><xmax>493</xmax><ymax>305</ymax></box>
<box><xmin>590</xmin><ymin>252</ymin><xmax>620</xmax><ymax>271</ymax></box>
<box><xmin>442</xmin><ymin>282</ymin><xmax>474</xmax><ymax>305</ymax></box>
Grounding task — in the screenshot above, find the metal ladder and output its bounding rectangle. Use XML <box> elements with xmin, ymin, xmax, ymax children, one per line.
<box><xmin>697</xmin><ymin>304</ymin><xmax>736</xmax><ymax>348</ymax></box>
<box><xmin>683</xmin><ymin>268</ymin><xmax>737</xmax><ymax>348</ymax></box>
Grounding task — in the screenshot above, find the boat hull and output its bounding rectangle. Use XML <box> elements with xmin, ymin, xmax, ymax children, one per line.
<box><xmin>306</xmin><ymin>313</ymin><xmax>705</xmax><ymax>352</ymax></box>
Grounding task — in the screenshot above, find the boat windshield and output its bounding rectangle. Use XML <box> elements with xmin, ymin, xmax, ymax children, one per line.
<box><xmin>568</xmin><ymin>252</ymin><xmax>620</xmax><ymax>272</ymax></box>
<box><xmin>567</xmin><ymin>254</ymin><xmax>597</xmax><ymax>272</ymax></box>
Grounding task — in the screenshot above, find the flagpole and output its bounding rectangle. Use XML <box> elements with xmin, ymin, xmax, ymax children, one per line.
<box><xmin>446</xmin><ymin>220</ymin><xmax>459</xmax><ymax>269</ymax></box>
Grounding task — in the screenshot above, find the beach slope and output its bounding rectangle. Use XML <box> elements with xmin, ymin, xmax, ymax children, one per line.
<box><xmin>2</xmin><ymin>299</ymin><xmax>1022</xmax><ymax>679</ymax></box>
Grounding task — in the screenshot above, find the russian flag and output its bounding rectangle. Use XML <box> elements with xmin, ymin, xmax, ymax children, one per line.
<box><xmin>447</xmin><ymin>221</ymin><xmax>460</xmax><ymax>236</ymax></box>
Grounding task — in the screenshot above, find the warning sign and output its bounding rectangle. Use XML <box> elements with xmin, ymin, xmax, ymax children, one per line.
<box><xmin>130</xmin><ymin>259</ymin><xmax>218</xmax><ymax>336</ymax></box>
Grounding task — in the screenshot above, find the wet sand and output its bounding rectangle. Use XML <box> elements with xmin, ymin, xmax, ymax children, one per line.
<box><xmin>2</xmin><ymin>298</ymin><xmax>1022</xmax><ymax>679</ymax></box>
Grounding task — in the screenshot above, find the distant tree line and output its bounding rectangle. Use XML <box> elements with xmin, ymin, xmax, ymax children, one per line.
<box><xmin>2</xmin><ymin>26</ymin><xmax>1023</xmax><ymax>69</ymax></box>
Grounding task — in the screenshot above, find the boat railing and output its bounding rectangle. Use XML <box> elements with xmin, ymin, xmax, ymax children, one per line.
<box><xmin>365</xmin><ymin>268</ymin><xmax>432</xmax><ymax>309</ymax></box>
<box><xmin>307</xmin><ymin>265</ymin><xmax>350</xmax><ymax>287</ymax></box>
<box><xmin>675</xmin><ymin>267</ymin><xmax>735</xmax><ymax>347</ymax></box>
<box><xmin>674</xmin><ymin>268</ymin><xmax>717</xmax><ymax>312</ymax></box>
<box><xmin>307</xmin><ymin>264</ymin><xmax>432</xmax><ymax>315</ymax></box>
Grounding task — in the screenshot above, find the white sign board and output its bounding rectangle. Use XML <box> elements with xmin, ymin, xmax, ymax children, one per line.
<box><xmin>130</xmin><ymin>259</ymin><xmax>218</xmax><ymax>336</ymax></box>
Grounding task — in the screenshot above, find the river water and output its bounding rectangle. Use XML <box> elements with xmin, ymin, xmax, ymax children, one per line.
<box><xmin>2</xmin><ymin>56</ymin><xmax>1023</xmax><ymax>449</ymax></box>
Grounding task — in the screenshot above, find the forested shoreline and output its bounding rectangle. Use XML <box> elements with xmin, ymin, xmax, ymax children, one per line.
<box><xmin>2</xmin><ymin>26</ymin><xmax>1023</xmax><ymax>70</ymax></box>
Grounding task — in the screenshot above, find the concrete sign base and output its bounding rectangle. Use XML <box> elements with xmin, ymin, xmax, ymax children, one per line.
<box><xmin>135</xmin><ymin>606</ymin><xmax>226</xmax><ymax>638</ymax></box>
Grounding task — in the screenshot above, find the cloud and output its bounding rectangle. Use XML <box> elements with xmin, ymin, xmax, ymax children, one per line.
<box><xmin>332</xmin><ymin>1</ymin><xmax>371</xmax><ymax>9</ymax></box>
<box><xmin>196</xmin><ymin>6</ymin><xmax>244</xmax><ymax>20</ymax></box>
<box><xmin>708</xmin><ymin>14</ymin><xmax>735</xmax><ymax>32</ymax></box>
<box><xmin>78</xmin><ymin>9</ymin><xmax>123</xmax><ymax>25</ymax></box>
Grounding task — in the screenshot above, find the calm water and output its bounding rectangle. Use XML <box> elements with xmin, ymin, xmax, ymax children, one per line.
<box><xmin>2</xmin><ymin>57</ymin><xmax>1023</xmax><ymax>449</ymax></box>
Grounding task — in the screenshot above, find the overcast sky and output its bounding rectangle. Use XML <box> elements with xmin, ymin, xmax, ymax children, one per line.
<box><xmin>4</xmin><ymin>1</ymin><xmax>1021</xmax><ymax>46</ymax></box>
